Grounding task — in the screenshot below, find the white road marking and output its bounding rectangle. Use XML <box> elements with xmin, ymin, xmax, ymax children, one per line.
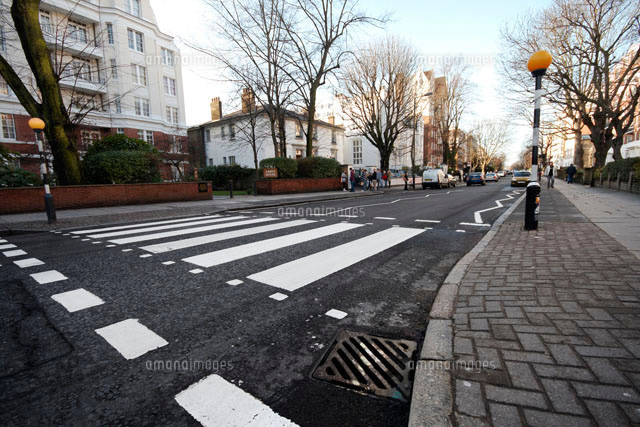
<box><xmin>423</xmin><ymin>227</ymin><xmax>433</xmax><ymax>230</ymax></box>
<box><xmin>183</xmin><ymin>223</ymin><xmax>363</xmax><ymax>268</ymax></box>
<box><xmin>88</xmin><ymin>216</ymin><xmax>244</xmax><ymax>239</ymax></box>
<box><xmin>31</xmin><ymin>270</ymin><xmax>68</xmax><ymax>284</ymax></box>
<box><xmin>456</xmin><ymin>230</ymin><xmax>466</xmax><ymax>233</ymax></box>
<box><xmin>459</xmin><ymin>222</ymin><xmax>491</xmax><ymax>227</ymax></box>
<box><xmin>248</xmin><ymin>227</ymin><xmax>424</xmax><ymax>292</ymax></box>
<box><xmin>51</xmin><ymin>288</ymin><xmax>105</xmax><ymax>312</ymax></box>
<box><xmin>473</xmin><ymin>191</ymin><xmax>521</xmax><ymax>224</ymax></box>
<box><xmin>269</xmin><ymin>293</ymin><xmax>288</xmax><ymax>301</ymax></box>
<box><xmin>227</xmin><ymin>279</ymin><xmax>243</xmax><ymax>286</ymax></box>
<box><xmin>122</xmin><ymin>249</ymin><xmax>133</xmax><ymax>252</ymax></box>
<box><xmin>95</xmin><ymin>319</ymin><xmax>168</xmax><ymax>360</ymax></box>
<box><xmin>162</xmin><ymin>261</ymin><xmax>175</xmax><ymax>265</ymax></box>
<box><xmin>141</xmin><ymin>219</ymin><xmax>315</xmax><ymax>254</ymax></box>
<box><xmin>259</xmin><ymin>212</ymin><xmax>275</xmax><ymax>215</ymax></box>
<box><xmin>337</xmin><ymin>214</ymin><xmax>358</xmax><ymax>218</ymax></box>
<box><xmin>71</xmin><ymin>215</ymin><xmax>219</xmax><ymax>234</ymax></box>
<box><xmin>0</xmin><ymin>239</ymin><xmax>7</xmax><ymax>243</ymax></box>
<box><xmin>0</xmin><ymin>244</ymin><xmax>16</xmax><ymax>250</ymax></box>
<box><xmin>4</xmin><ymin>249</ymin><xmax>27</xmax><ymax>257</ymax></box>
<box><xmin>92</xmin><ymin>241</ymin><xmax>102</xmax><ymax>244</ymax></box>
<box><xmin>189</xmin><ymin>268</ymin><xmax>204</xmax><ymax>274</ymax></box>
<box><xmin>106</xmin><ymin>244</ymin><xmax>116</xmax><ymax>247</ymax></box>
<box><xmin>109</xmin><ymin>218</ymin><xmax>279</xmax><ymax>245</ymax></box>
<box><xmin>373</xmin><ymin>217</ymin><xmax>396</xmax><ymax>220</ymax></box>
<box><xmin>175</xmin><ymin>374</ymin><xmax>298</xmax><ymax>427</ymax></box>
<box><xmin>81</xmin><ymin>239</ymin><xmax>91</xmax><ymax>242</ymax></box>
<box><xmin>415</xmin><ymin>219</ymin><xmax>440</xmax><ymax>223</ymax></box>
<box><xmin>325</xmin><ymin>309</ymin><xmax>348</xmax><ymax>319</ymax></box>
<box><xmin>139</xmin><ymin>254</ymin><xmax>152</xmax><ymax>258</ymax></box>
<box><xmin>14</xmin><ymin>258</ymin><xmax>45</xmax><ymax>268</ymax></box>
<box><xmin>72</xmin><ymin>236</ymin><xmax>80</xmax><ymax>239</ymax></box>
<box><xmin>63</xmin><ymin>233</ymin><xmax>70</xmax><ymax>236</ymax></box>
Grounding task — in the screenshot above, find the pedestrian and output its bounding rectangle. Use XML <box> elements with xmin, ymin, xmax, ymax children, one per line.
<box><xmin>349</xmin><ymin>168</ymin><xmax>355</xmax><ymax>192</ymax></box>
<box><xmin>341</xmin><ymin>170</ymin><xmax>347</xmax><ymax>191</ymax></box>
<box><xmin>387</xmin><ymin>170</ymin><xmax>392</xmax><ymax>188</ymax></box>
<box><xmin>544</xmin><ymin>161</ymin><xmax>556</xmax><ymax>189</ymax></box>
<box><xmin>363</xmin><ymin>170</ymin><xmax>370</xmax><ymax>191</ymax></box>
<box><xmin>382</xmin><ymin>170</ymin><xmax>388</xmax><ymax>188</ymax></box>
<box><xmin>368</xmin><ymin>170</ymin><xmax>375</xmax><ymax>191</ymax></box>
<box><xmin>403</xmin><ymin>171</ymin><xmax>409</xmax><ymax>191</ymax></box>
<box><xmin>377</xmin><ymin>168</ymin><xmax>383</xmax><ymax>190</ymax></box>
<box><xmin>566</xmin><ymin>163</ymin><xmax>577</xmax><ymax>184</ymax></box>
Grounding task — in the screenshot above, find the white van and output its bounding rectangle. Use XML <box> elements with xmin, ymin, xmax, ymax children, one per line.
<box><xmin>422</xmin><ymin>168</ymin><xmax>449</xmax><ymax>189</ymax></box>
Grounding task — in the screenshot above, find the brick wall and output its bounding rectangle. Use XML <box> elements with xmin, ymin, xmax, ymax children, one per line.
<box><xmin>0</xmin><ymin>182</ymin><xmax>212</xmax><ymax>214</ymax></box>
<box><xmin>256</xmin><ymin>178</ymin><xmax>340</xmax><ymax>195</ymax></box>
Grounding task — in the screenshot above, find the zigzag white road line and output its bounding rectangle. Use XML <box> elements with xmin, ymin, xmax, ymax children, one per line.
<box><xmin>473</xmin><ymin>190</ymin><xmax>520</xmax><ymax>224</ymax></box>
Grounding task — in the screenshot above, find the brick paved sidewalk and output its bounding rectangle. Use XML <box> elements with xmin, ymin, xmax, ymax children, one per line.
<box><xmin>451</xmin><ymin>189</ymin><xmax>640</xmax><ymax>426</ymax></box>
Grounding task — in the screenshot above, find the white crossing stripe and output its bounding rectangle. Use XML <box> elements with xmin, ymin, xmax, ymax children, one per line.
<box><xmin>415</xmin><ymin>219</ymin><xmax>441</xmax><ymax>223</ymax></box>
<box><xmin>88</xmin><ymin>216</ymin><xmax>245</xmax><ymax>239</ymax></box>
<box><xmin>183</xmin><ymin>223</ymin><xmax>363</xmax><ymax>268</ymax></box>
<box><xmin>71</xmin><ymin>215</ymin><xmax>218</xmax><ymax>234</ymax></box>
<box><xmin>51</xmin><ymin>288</ymin><xmax>105</xmax><ymax>312</ymax></box>
<box><xmin>326</xmin><ymin>309</ymin><xmax>348</xmax><ymax>319</ymax></box>
<box><xmin>189</xmin><ymin>269</ymin><xmax>204</xmax><ymax>274</ymax></box>
<box><xmin>14</xmin><ymin>258</ymin><xmax>45</xmax><ymax>268</ymax></box>
<box><xmin>31</xmin><ymin>270</ymin><xmax>68</xmax><ymax>284</ymax></box>
<box><xmin>95</xmin><ymin>319</ymin><xmax>168</xmax><ymax>360</ymax></box>
<box><xmin>3</xmin><ymin>249</ymin><xmax>27</xmax><ymax>257</ymax></box>
<box><xmin>269</xmin><ymin>293</ymin><xmax>288</xmax><ymax>301</ymax></box>
<box><xmin>227</xmin><ymin>279</ymin><xmax>243</xmax><ymax>286</ymax></box>
<box><xmin>0</xmin><ymin>244</ymin><xmax>16</xmax><ymax>250</ymax></box>
<box><xmin>373</xmin><ymin>217</ymin><xmax>396</xmax><ymax>220</ymax></box>
<box><xmin>175</xmin><ymin>374</ymin><xmax>298</xmax><ymax>427</ymax></box>
<box><xmin>109</xmin><ymin>218</ymin><xmax>279</xmax><ymax>245</ymax></box>
<box><xmin>248</xmin><ymin>227</ymin><xmax>424</xmax><ymax>292</ymax></box>
<box><xmin>162</xmin><ymin>261</ymin><xmax>175</xmax><ymax>265</ymax></box>
<box><xmin>0</xmin><ymin>239</ymin><xmax>7</xmax><ymax>243</ymax></box>
<box><xmin>141</xmin><ymin>219</ymin><xmax>315</xmax><ymax>254</ymax></box>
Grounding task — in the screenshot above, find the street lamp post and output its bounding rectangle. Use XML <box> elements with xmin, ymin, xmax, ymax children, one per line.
<box><xmin>524</xmin><ymin>50</ymin><xmax>552</xmax><ymax>231</ymax></box>
<box><xmin>29</xmin><ymin>118</ymin><xmax>56</xmax><ymax>224</ymax></box>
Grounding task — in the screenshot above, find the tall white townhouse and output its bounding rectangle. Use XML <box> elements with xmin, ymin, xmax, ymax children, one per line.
<box><xmin>0</xmin><ymin>0</ymin><xmax>188</xmax><ymax>179</ymax></box>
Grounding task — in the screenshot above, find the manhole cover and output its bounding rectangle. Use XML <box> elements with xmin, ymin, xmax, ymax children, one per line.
<box><xmin>312</xmin><ymin>330</ymin><xmax>418</xmax><ymax>401</ymax></box>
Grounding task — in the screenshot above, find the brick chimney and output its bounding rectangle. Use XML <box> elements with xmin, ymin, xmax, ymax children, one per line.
<box><xmin>328</xmin><ymin>115</ymin><xmax>335</xmax><ymax>125</ymax></box>
<box><xmin>210</xmin><ymin>97</ymin><xmax>222</xmax><ymax>121</ymax></box>
<box><xmin>241</xmin><ymin>88</ymin><xmax>255</xmax><ymax>113</ymax></box>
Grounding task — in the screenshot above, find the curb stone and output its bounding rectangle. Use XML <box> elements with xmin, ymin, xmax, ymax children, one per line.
<box><xmin>408</xmin><ymin>193</ymin><xmax>525</xmax><ymax>427</ymax></box>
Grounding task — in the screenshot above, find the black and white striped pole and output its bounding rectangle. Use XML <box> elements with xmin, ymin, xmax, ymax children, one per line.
<box><xmin>29</xmin><ymin>118</ymin><xmax>56</xmax><ymax>224</ymax></box>
<box><xmin>524</xmin><ymin>51</ymin><xmax>552</xmax><ymax>231</ymax></box>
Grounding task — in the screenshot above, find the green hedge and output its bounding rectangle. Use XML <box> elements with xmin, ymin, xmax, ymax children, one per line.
<box><xmin>260</xmin><ymin>157</ymin><xmax>298</xmax><ymax>178</ymax></box>
<box><xmin>296</xmin><ymin>156</ymin><xmax>341</xmax><ymax>178</ymax></box>
<box><xmin>86</xmin><ymin>134</ymin><xmax>156</xmax><ymax>156</ymax></box>
<box><xmin>0</xmin><ymin>166</ymin><xmax>42</xmax><ymax>187</ymax></box>
<box><xmin>601</xmin><ymin>158</ymin><xmax>640</xmax><ymax>179</ymax></box>
<box><xmin>83</xmin><ymin>151</ymin><xmax>161</xmax><ymax>184</ymax></box>
<box><xmin>197</xmin><ymin>165</ymin><xmax>256</xmax><ymax>190</ymax></box>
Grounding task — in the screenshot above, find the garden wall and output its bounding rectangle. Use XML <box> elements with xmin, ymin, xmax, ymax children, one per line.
<box><xmin>255</xmin><ymin>178</ymin><xmax>341</xmax><ymax>195</ymax></box>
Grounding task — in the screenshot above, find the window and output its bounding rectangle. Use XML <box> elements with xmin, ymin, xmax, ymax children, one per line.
<box><xmin>126</xmin><ymin>0</ymin><xmax>141</xmax><ymax>17</ymax></box>
<box><xmin>313</xmin><ymin>127</ymin><xmax>318</xmax><ymax>140</ymax></box>
<box><xmin>229</xmin><ymin>123</ymin><xmax>235</xmax><ymax>139</ymax></box>
<box><xmin>331</xmin><ymin>129</ymin><xmax>337</xmax><ymax>144</ymax></box>
<box><xmin>127</xmin><ymin>29</ymin><xmax>144</xmax><ymax>52</ymax></box>
<box><xmin>137</xmin><ymin>129</ymin><xmax>154</xmax><ymax>144</ymax></box>
<box><xmin>624</xmin><ymin>134</ymin><xmax>634</xmax><ymax>144</ymax></box>
<box><xmin>352</xmin><ymin>139</ymin><xmax>362</xmax><ymax>165</ymax></box>
<box><xmin>106</xmin><ymin>23</ymin><xmax>114</xmax><ymax>44</ymax></box>
<box><xmin>295</xmin><ymin>123</ymin><xmax>302</xmax><ymax>138</ymax></box>
<box><xmin>134</xmin><ymin>97</ymin><xmax>150</xmax><ymax>117</ymax></box>
<box><xmin>131</xmin><ymin>64</ymin><xmax>146</xmax><ymax>85</ymax></box>
<box><xmin>161</xmin><ymin>48</ymin><xmax>174</xmax><ymax>66</ymax></box>
<box><xmin>166</xmin><ymin>106</ymin><xmax>178</xmax><ymax>124</ymax></box>
<box><xmin>208</xmin><ymin>158</ymin><xmax>213</xmax><ymax>166</ymax></box>
<box><xmin>0</xmin><ymin>77</ymin><xmax>11</xmax><ymax>96</ymax></box>
<box><xmin>1</xmin><ymin>113</ymin><xmax>16</xmax><ymax>139</ymax></box>
<box><xmin>223</xmin><ymin>156</ymin><xmax>227</xmax><ymax>165</ymax></box>
<box><xmin>228</xmin><ymin>156</ymin><xmax>236</xmax><ymax>165</ymax></box>
<box><xmin>73</xmin><ymin>58</ymin><xmax>91</xmax><ymax>81</ymax></box>
<box><xmin>80</xmin><ymin>130</ymin><xmax>100</xmax><ymax>150</ymax></box>
<box><xmin>116</xmin><ymin>128</ymin><xmax>124</xmax><ymax>134</ymax></box>
<box><xmin>205</xmin><ymin>129</ymin><xmax>211</xmax><ymax>142</ymax></box>
<box><xmin>114</xmin><ymin>97</ymin><xmax>122</xmax><ymax>113</ymax></box>
<box><xmin>67</xmin><ymin>21</ymin><xmax>88</xmax><ymax>43</ymax></box>
<box><xmin>110</xmin><ymin>58</ymin><xmax>118</xmax><ymax>79</ymax></box>
<box><xmin>39</xmin><ymin>11</ymin><xmax>51</xmax><ymax>34</ymax></box>
<box><xmin>163</xmin><ymin>77</ymin><xmax>176</xmax><ymax>96</ymax></box>
<box><xmin>295</xmin><ymin>149</ymin><xmax>303</xmax><ymax>159</ymax></box>
<box><xmin>221</xmin><ymin>126</ymin><xmax>226</xmax><ymax>138</ymax></box>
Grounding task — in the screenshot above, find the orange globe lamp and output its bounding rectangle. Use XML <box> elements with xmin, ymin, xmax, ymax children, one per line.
<box><xmin>527</xmin><ymin>50</ymin><xmax>552</xmax><ymax>76</ymax></box>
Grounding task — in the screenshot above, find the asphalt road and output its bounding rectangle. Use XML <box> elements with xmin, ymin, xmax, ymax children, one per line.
<box><xmin>0</xmin><ymin>180</ymin><xmax>523</xmax><ymax>427</ymax></box>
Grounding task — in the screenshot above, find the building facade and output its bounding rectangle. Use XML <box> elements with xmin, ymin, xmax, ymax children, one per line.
<box><xmin>0</xmin><ymin>0</ymin><xmax>188</xmax><ymax>179</ymax></box>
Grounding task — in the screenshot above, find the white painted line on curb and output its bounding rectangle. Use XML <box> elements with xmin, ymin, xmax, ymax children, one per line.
<box><xmin>95</xmin><ymin>319</ymin><xmax>168</xmax><ymax>360</ymax></box>
<box><xmin>14</xmin><ymin>258</ymin><xmax>45</xmax><ymax>268</ymax></box>
<box><xmin>175</xmin><ymin>374</ymin><xmax>298</xmax><ymax>427</ymax></box>
<box><xmin>227</xmin><ymin>279</ymin><xmax>243</xmax><ymax>286</ymax></box>
<box><xmin>325</xmin><ymin>309</ymin><xmax>348</xmax><ymax>319</ymax></box>
<box><xmin>269</xmin><ymin>293</ymin><xmax>288</xmax><ymax>301</ymax></box>
<box><xmin>51</xmin><ymin>288</ymin><xmax>105</xmax><ymax>312</ymax></box>
<box><xmin>31</xmin><ymin>270</ymin><xmax>68</xmax><ymax>284</ymax></box>
<box><xmin>4</xmin><ymin>249</ymin><xmax>27</xmax><ymax>257</ymax></box>
<box><xmin>71</xmin><ymin>215</ymin><xmax>218</xmax><ymax>234</ymax></box>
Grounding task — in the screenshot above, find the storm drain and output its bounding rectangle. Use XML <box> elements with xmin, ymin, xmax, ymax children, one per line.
<box><xmin>312</xmin><ymin>330</ymin><xmax>418</xmax><ymax>401</ymax></box>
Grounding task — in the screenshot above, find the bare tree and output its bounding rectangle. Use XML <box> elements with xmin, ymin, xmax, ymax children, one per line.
<box><xmin>339</xmin><ymin>36</ymin><xmax>419</xmax><ymax>170</ymax></box>
<box><xmin>470</xmin><ymin>120</ymin><xmax>510</xmax><ymax>174</ymax></box>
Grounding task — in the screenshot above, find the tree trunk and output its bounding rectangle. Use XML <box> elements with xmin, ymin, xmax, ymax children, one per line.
<box><xmin>277</xmin><ymin>112</ymin><xmax>287</xmax><ymax>157</ymax></box>
<box><xmin>306</xmin><ymin>85</ymin><xmax>318</xmax><ymax>157</ymax></box>
<box><xmin>573</xmin><ymin>117</ymin><xmax>584</xmax><ymax>169</ymax></box>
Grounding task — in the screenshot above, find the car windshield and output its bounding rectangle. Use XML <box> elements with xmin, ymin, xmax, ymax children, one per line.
<box><xmin>470</xmin><ymin>173</ymin><xmax>481</xmax><ymax>177</ymax></box>
<box><xmin>515</xmin><ymin>171</ymin><xmax>530</xmax><ymax>177</ymax></box>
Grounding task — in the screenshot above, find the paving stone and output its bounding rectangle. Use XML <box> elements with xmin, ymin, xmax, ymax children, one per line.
<box><xmin>489</xmin><ymin>403</ymin><xmax>522</xmax><ymax>427</ymax></box>
<box><xmin>620</xmin><ymin>404</ymin><xmax>640</xmax><ymax>424</ymax></box>
<box><xmin>470</xmin><ymin>318</ymin><xmax>490</xmax><ymax>331</ymax></box>
<box><xmin>501</xmin><ymin>351</ymin><xmax>554</xmax><ymax>364</ymax></box>
<box><xmin>484</xmin><ymin>385</ymin><xmax>547</xmax><ymax>409</ymax></box>
<box><xmin>553</xmin><ymin>320</ymin><xmax>584</xmax><ymax>335</ymax></box>
<box><xmin>584</xmin><ymin>357</ymin><xmax>628</xmax><ymax>385</ymax></box>
<box><xmin>540</xmin><ymin>334</ymin><xmax>592</xmax><ymax>345</ymax></box>
<box><xmin>583</xmin><ymin>328</ymin><xmax>620</xmax><ymax>347</ymax></box>
<box><xmin>572</xmin><ymin>383</ymin><xmax>640</xmax><ymax>403</ymax></box>
<box><xmin>584</xmin><ymin>400</ymin><xmax>629</xmax><ymax>427</ymax></box>
<box><xmin>454</xmin><ymin>337</ymin><xmax>474</xmax><ymax>355</ymax></box>
<box><xmin>620</xmin><ymin>339</ymin><xmax>640</xmax><ymax>358</ymax></box>
<box><xmin>492</xmin><ymin>325</ymin><xmax>517</xmax><ymax>340</ymax></box>
<box><xmin>524</xmin><ymin>409</ymin><xmax>592</xmax><ymax>427</ymax></box>
<box><xmin>574</xmin><ymin>346</ymin><xmax>633</xmax><ymax>358</ymax></box>
<box><xmin>585</xmin><ymin>308</ymin><xmax>615</xmax><ymax>321</ymax></box>
<box><xmin>540</xmin><ymin>379</ymin><xmax>585</xmax><ymax>415</ymax></box>
<box><xmin>505</xmin><ymin>361</ymin><xmax>539</xmax><ymax>390</ymax></box>
<box><xmin>559</xmin><ymin>301</ymin><xmax>584</xmax><ymax>313</ymax></box>
<box><xmin>532</xmin><ymin>364</ymin><xmax>595</xmax><ymax>382</ymax></box>
<box><xmin>505</xmin><ymin>306</ymin><xmax>525</xmax><ymax>318</ymax></box>
<box><xmin>456</xmin><ymin>379</ymin><xmax>486</xmax><ymax>417</ymax></box>
<box><xmin>547</xmin><ymin>344</ymin><xmax>583</xmax><ymax>366</ymax></box>
<box><xmin>517</xmin><ymin>333</ymin><xmax>546</xmax><ymax>352</ymax></box>
<box><xmin>455</xmin><ymin>413</ymin><xmax>489</xmax><ymax>427</ymax></box>
<box><xmin>513</xmin><ymin>325</ymin><xmax>558</xmax><ymax>334</ymax></box>
<box><xmin>477</xmin><ymin>347</ymin><xmax>501</xmax><ymax>370</ymax></box>
<box><xmin>475</xmin><ymin>339</ymin><xmax>521</xmax><ymax>350</ymax></box>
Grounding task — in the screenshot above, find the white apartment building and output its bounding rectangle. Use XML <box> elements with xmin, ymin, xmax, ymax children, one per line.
<box><xmin>0</xmin><ymin>0</ymin><xmax>187</xmax><ymax>179</ymax></box>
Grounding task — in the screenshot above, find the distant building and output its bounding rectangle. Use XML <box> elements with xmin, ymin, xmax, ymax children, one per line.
<box><xmin>0</xmin><ymin>0</ymin><xmax>188</xmax><ymax>180</ymax></box>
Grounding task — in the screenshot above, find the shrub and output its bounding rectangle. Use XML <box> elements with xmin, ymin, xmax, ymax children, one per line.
<box><xmin>0</xmin><ymin>166</ymin><xmax>42</xmax><ymax>187</ymax></box>
<box><xmin>601</xmin><ymin>157</ymin><xmax>640</xmax><ymax>180</ymax></box>
<box><xmin>197</xmin><ymin>165</ymin><xmax>256</xmax><ymax>190</ymax></box>
<box><xmin>260</xmin><ymin>157</ymin><xmax>298</xmax><ymax>178</ymax></box>
<box><xmin>83</xmin><ymin>151</ymin><xmax>161</xmax><ymax>184</ymax></box>
<box><xmin>85</xmin><ymin>134</ymin><xmax>156</xmax><ymax>157</ymax></box>
<box><xmin>296</xmin><ymin>156</ymin><xmax>341</xmax><ymax>178</ymax></box>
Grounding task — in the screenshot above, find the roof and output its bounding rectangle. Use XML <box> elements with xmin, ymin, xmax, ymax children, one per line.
<box><xmin>188</xmin><ymin>107</ymin><xmax>343</xmax><ymax>131</ymax></box>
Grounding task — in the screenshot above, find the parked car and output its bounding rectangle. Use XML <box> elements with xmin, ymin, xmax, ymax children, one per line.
<box><xmin>485</xmin><ymin>172</ymin><xmax>499</xmax><ymax>182</ymax></box>
<box><xmin>447</xmin><ymin>174</ymin><xmax>457</xmax><ymax>188</ymax></box>
<box><xmin>511</xmin><ymin>170</ymin><xmax>531</xmax><ymax>187</ymax></box>
<box><xmin>497</xmin><ymin>170</ymin><xmax>507</xmax><ymax>177</ymax></box>
<box><xmin>422</xmin><ymin>168</ymin><xmax>449</xmax><ymax>189</ymax></box>
<box><xmin>467</xmin><ymin>172</ymin><xmax>485</xmax><ymax>186</ymax></box>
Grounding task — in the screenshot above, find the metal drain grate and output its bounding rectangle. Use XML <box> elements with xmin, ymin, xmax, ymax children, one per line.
<box><xmin>312</xmin><ymin>330</ymin><xmax>418</xmax><ymax>401</ymax></box>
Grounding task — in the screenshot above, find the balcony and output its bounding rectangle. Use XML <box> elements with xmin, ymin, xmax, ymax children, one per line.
<box><xmin>59</xmin><ymin>75</ymin><xmax>108</xmax><ymax>95</ymax></box>
<box><xmin>42</xmin><ymin>27</ymin><xmax>103</xmax><ymax>59</ymax></box>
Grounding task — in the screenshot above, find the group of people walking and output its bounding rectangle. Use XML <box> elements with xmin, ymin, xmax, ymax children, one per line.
<box><xmin>542</xmin><ymin>161</ymin><xmax>578</xmax><ymax>188</ymax></box>
<box><xmin>341</xmin><ymin>169</ymin><xmax>392</xmax><ymax>192</ymax></box>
